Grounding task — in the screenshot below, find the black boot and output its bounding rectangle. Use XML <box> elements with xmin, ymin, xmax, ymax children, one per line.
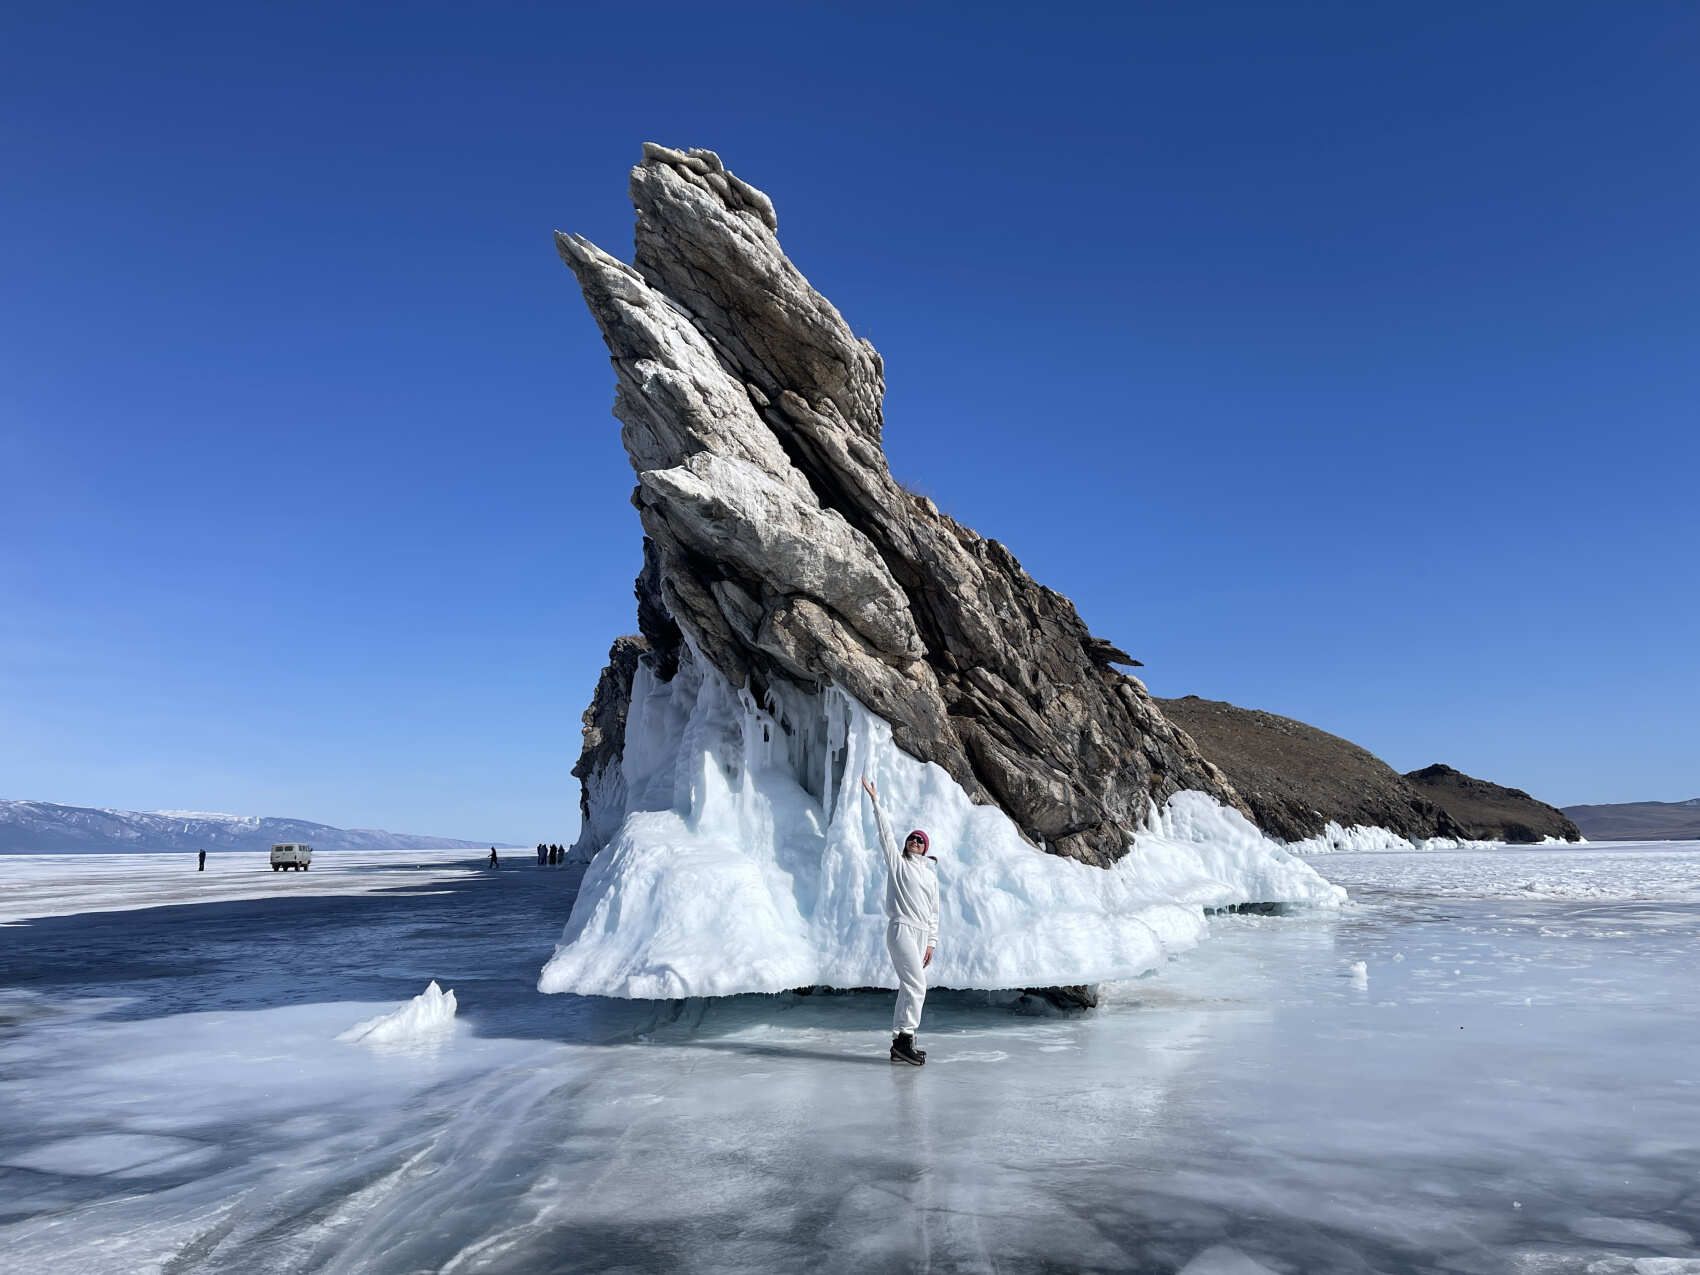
<box><xmin>890</xmin><ymin>1032</ymin><xmax>925</xmax><ymax>1065</ymax></box>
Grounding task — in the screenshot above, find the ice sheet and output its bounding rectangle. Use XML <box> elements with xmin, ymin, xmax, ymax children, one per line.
<box><xmin>1309</xmin><ymin>839</ymin><xmax>1700</xmax><ymax>903</ymax></box>
<box><xmin>541</xmin><ymin>650</ymin><xmax>1343</xmax><ymax>997</ymax></box>
<box><xmin>2</xmin><ymin>842</ymin><xmax>1698</xmax><ymax>1272</ymax></box>
<box><xmin>0</xmin><ymin>848</ymin><xmax>484</xmax><ymax>925</ymax></box>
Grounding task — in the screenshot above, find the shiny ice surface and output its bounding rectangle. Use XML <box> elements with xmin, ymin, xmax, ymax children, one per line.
<box><xmin>0</xmin><ymin>847</ymin><xmax>483</xmax><ymax>924</ymax></box>
<box><xmin>2</xmin><ymin>842</ymin><xmax>1697</xmax><ymax>1273</ymax></box>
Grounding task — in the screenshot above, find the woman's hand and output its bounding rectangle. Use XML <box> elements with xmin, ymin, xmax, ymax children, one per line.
<box><xmin>860</xmin><ymin>775</ymin><xmax>877</xmax><ymax>800</ymax></box>
<box><xmin>923</xmin><ymin>946</ymin><xmax>934</xmax><ymax>968</ymax></box>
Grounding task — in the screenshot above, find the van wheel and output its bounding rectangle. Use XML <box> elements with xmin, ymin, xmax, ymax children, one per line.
<box><xmin>272</xmin><ymin>864</ymin><xmax>280</xmax><ymax>871</ymax></box>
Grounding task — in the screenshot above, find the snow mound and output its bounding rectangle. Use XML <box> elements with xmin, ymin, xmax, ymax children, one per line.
<box><xmin>540</xmin><ymin>649</ymin><xmax>1344</xmax><ymax>999</ymax></box>
<box><xmin>338</xmin><ymin>981</ymin><xmax>457</xmax><ymax>1044</ymax></box>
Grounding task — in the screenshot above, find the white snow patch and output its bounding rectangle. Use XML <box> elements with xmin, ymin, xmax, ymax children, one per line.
<box><xmin>339</xmin><ymin>981</ymin><xmax>458</xmax><ymax>1045</ymax></box>
<box><xmin>1289</xmin><ymin>822</ymin><xmax>1494</xmax><ymax>854</ymax></box>
<box><xmin>145</xmin><ymin>810</ymin><xmax>257</xmax><ymax>823</ymax></box>
<box><xmin>539</xmin><ymin>649</ymin><xmax>1343</xmax><ymax>999</ymax></box>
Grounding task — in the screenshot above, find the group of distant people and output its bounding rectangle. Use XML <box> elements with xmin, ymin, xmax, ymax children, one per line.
<box><xmin>485</xmin><ymin>843</ymin><xmax>568</xmax><ymax>869</ymax></box>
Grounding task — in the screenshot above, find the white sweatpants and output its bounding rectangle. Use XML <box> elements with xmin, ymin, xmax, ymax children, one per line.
<box><xmin>886</xmin><ymin>920</ymin><xmax>929</xmax><ymax>1034</ymax></box>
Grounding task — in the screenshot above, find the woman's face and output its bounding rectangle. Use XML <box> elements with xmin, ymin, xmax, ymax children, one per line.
<box><xmin>904</xmin><ymin>834</ymin><xmax>925</xmax><ymax>855</ymax></box>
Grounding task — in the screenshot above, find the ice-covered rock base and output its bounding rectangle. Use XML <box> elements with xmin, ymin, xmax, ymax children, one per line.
<box><xmin>1289</xmin><ymin>822</ymin><xmax>1496</xmax><ymax>854</ymax></box>
<box><xmin>540</xmin><ymin>651</ymin><xmax>1343</xmax><ymax>999</ymax></box>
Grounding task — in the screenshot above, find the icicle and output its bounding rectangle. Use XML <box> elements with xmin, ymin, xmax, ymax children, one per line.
<box><xmin>544</xmin><ymin>654</ymin><xmax>1345</xmax><ymax>1000</ymax></box>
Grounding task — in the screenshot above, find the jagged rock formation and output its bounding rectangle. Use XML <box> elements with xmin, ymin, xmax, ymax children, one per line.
<box><xmin>1156</xmin><ymin>696</ymin><xmax>1467</xmax><ymax>843</ymax></box>
<box><xmin>560</xmin><ymin>144</ymin><xmax>1243</xmax><ymax>866</ymax></box>
<box><xmin>1561</xmin><ymin>798</ymin><xmax>1700</xmax><ymax>842</ymax></box>
<box><xmin>570</xmin><ymin>633</ymin><xmax>649</xmax><ymax>859</ymax></box>
<box><xmin>1405</xmin><ymin>764</ymin><xmax>1582</xmax><ymax>843</ymax></box>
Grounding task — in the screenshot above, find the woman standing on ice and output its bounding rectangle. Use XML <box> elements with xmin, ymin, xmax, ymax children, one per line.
<box><xmin>860</xmin><ymin>776</ymin><xmax>939</xmax><ymax>1067</ymax></box>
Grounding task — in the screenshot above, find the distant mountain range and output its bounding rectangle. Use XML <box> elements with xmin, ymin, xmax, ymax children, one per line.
<box><xmin>1561</xmin><ymin>798</ymin><xmax>1700</xmax><ymax>843</ymax></box>
<box><xmin>0</xmin><ymin>799</ymin><xmax>515</xmax><ymax>854</ymax></box>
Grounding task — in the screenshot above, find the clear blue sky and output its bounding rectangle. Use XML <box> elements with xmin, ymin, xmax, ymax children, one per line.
<box><xmin>4</xmin><ymin>2</ymin><xmax>1696</xmax><ymax>843</ymax></box>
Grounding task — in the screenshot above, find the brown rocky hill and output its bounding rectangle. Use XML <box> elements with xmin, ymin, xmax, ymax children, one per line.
<box><xmin>1155</xmin><ymin>696</ymin><xmax>1465</xmax><ymax>843</ymax></box>
<box><xmin>1403</xmin><ymin>764</ymin><xmax>1580</xmax><ymax>843</ymax></box>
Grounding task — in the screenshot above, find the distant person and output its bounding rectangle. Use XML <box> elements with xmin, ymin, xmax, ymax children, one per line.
<box><xmin>488</xmin><ymin>847</ymin><xmax>499</xmax><ymax>869</ymax></box>
<box><xmin>860</xmin><ymin>775</ymin><xmax>940</xmax><ymax>1067</ymax></box>
<box><xmin>197</xmin><ymin>849</ymin><xmax>206</xmax><ymax>872</ymax></box>
<box><xmin>537</xmin><ymin>842</ymin><xmax>547</xmax><ymax>866</ymax></box>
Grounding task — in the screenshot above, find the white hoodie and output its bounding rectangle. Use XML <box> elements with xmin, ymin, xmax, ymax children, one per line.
<box><xmin>870</xmin><ymin>797</ymin><xmax>940</xmax><ymax>950</ymax></box>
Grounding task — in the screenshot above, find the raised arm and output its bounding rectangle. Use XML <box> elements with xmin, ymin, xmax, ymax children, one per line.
<box><xmin>861</xmin><ymin>776</ymin><xmax>901</xmax><ymax>872</ymax></box>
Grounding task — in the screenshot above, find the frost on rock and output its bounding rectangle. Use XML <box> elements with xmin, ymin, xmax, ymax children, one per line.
<box><xmin>338</xmin><ymin>981</ymin><xmax>458</xmax><ymax>1044</ymax></box>
<box><xmin>540</xmin><ymin>650</ymin><xmax>1344</xmax><ymax>1000</ymax></box>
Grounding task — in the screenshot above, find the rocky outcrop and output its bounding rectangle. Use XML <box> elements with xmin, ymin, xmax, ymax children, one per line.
<box><xmin>1156</xmin><ymin>696</ymin><xmax>1467</xmax><ymax>843</ymax></box>
<box><xmin>569</xmin><ymin>634</ymin><xmax>649</xmax><ymax>860</ymax></box>
<box><xmin>560</xmin><ymin>144</ymin><xmax>1243</xmax><ymax>866</ymax></box>
<box><xmin>1405</xmin><ymin>764</ymin><xmax>1582</xmax><ymax>843</ymax></box>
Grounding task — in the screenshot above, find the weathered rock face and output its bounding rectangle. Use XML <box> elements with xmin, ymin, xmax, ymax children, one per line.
<box><xmin>569</xmin><ymin>633</ymin><xmax>648</xmax><ymax>859</ymax></box>
<box><xmin>1156</xmin><ymin>695</ymin><xmax>1468</xmax><ymax>843</ymax></box>
<box><xmin>1404</xmin><ymin>764</ymin><xmax>1582</xmax><ymax>843</ymax></box>
<box><xmin>561</xmin><ymin>144</ymin><xmax>1244</xmax><ymax>865</ymax></box>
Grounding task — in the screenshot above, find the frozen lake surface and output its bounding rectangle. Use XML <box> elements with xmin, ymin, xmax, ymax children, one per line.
<box><xmin>2</xmin><ymin>842</ymin><xmax>1697</xmax><ymax>1273</ymax></box>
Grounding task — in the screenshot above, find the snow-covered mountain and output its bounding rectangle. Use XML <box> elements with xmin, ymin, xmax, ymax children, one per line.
<box><xmin>0</xmin><ymin>799</ymin><xmax>511</xmax><ymax>854</ymax></box>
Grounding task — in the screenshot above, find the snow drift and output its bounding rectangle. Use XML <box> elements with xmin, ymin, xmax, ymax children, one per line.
<box><xmin>339</xmin><ymin>981</ymin><xmax>458</xmax><ymax>1044</ymax></box>
<box><xmin>1288</xmin><ymin>823</ymin><xmax>1495</xmax><ymax>854</ymax></box>
<box><xmin>540</xmin><ymin>650</ymin><xmax>1344</xmax><ymax>999</ymax></box>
